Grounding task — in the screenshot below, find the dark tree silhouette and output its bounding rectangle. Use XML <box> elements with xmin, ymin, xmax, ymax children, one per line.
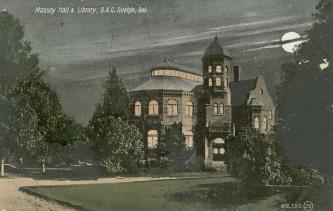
<box><xmin>276</xmin><ymin>0</ymin><xmax>333</xmax><ymax>175</ymax></box>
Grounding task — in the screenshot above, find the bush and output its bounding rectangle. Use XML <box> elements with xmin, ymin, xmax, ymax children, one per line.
<box><xmin>87</xmin><ymin>116</ymin><xmax>143</xmax><ymax>174</ymax></box>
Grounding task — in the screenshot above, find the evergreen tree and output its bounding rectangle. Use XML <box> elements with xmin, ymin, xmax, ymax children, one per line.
<box><xmin>87</xmin><ymin>66</ymin><xmax>143</xmax><ymax>173</ymax></box>
<box><xmin>158</xmin><ymin>122</ymin><xmax>190</xmax><ymax>169</ymax></box>
<box><xmin>0</xmin><ymin>11</ymin><xmax>39</xmax><ymax>160</ymax></box>
<box><xmin>0</xmin><ymin>11</ymin><xmax>83</xmax><ymax>163</ymax></box>
<box><xmin>276</xmin><ymin>0</ymin><xmax>333</xmax><ymax>174</ymax></box>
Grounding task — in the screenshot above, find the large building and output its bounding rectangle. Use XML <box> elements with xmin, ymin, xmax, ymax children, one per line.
<box><xmin>129</xmin><ymin>36</ymin><xmax>275</xmax><ymax>168</ymax></box>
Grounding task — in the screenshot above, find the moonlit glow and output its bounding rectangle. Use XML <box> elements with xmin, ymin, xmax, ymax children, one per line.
<box><xmin>281</xmin><ymin>32</ymin><xmax>303</xmax><ymax>53</ymax></box>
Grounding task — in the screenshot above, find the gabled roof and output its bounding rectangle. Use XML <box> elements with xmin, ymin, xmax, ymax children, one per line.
<box><xmin>203</xmin><ymin>36</ymin><xmax>232</xmax><ymax>59</ymax></box>
<box><xmin>131</xmin><ymin>76</ymin><xmax>201</xmax><ymax>92</ymax></box>
<box><xmin>230</xmin><ymin>79</ymin><xmax>257</xmax><ymax>105</ymax></box>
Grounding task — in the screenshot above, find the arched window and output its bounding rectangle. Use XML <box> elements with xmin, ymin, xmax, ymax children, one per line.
<box><xmin>186</xmin><ymin>102</ymin><xmax>193</xmax><ymax>117</ymax></box>
<box><xmin>219</xmin><ymin>103</ymin><xmax>224</xmax><ymax>114</ymax></box>
<box><xmin>214</xmin><ymin>138</ymin><xmax>225</xmax><ymax>144</ymax></box>
<box><xmin>254</xmin><ymin>117</ymin><xmax>260</xmax><ymax>129</ymax></box>
<box><xmin>208</xmin><ymin>66</ymin><xmax>212</xmax><ymax>73</ymax></box>
<box><xmin>213</xmin><ymin>103</ymin><xmax>218</xmax><ymax>114</ymax></box>
<box><xmin>263</xmin><ymin>117</ymin><xmax>268</xmax><ymax>131</ymax></box>
<box><xmin>260</xmin><ymin>89</ymin><xmax>264</xmax><ymax>94</ymax></box>
<box><xmin>184</xmin><ymin>131</ymin><xmax>193</xmax><ymax>148</ymax></box>
<box><xmin>224</xmin><ymin>78</ymin><xmax>228</xmax><ymax>88</ymax></box>
<box><xmin>167</xmin><ymin>100</ymin><xmax>177</xmax><ymax>116</ymax></box>
<box><xmin>269</xmin><ymin>110</ymin><xmax>273</xmax><ymax>120</ymax></box>
<box><xmin>147</xmin><ymin>130</ymin><xmax>158</xmax><ymax>149</ymax></box>
<box><xmin>208</xmin><ymin>78</ymin><xmax>212</xmax><ymax>86</ymax></box>
<box><xmin>216</xmin><ymin>77</ymin><xmax>221</xmax><ymax>86</ymax></box>
<box><xmin>216</xmin><ymin>65</ymin><xmax>222</xmax><ymax>73</ymax></box>
<box><xmin>148</xmin><ymin>100</ymin><xmax>159</xmax><ymax>115</ymax></box>
<box><xmin>134</xmin><ymin>101</ymin><xmax>141</xmax><ymax>116</ymax></box>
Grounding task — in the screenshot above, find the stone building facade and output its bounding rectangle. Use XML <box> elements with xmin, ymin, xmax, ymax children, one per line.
<box><xmin>129</xmin><ymin>36</ymin><xmax>275</xmax><ymax>168</ymax></box>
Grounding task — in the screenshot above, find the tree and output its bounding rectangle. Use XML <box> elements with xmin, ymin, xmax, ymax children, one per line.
<box><xmin>225</xmin><ymin>127</ymin><xmax>324</xmax><ymax>187</ymax></box>
<box><xmin>225</xmin><ymin>127</ymin><xmax>287</xmax><ymax>186</ymax></box>
<box><xmin>157</xmin><ymin>122</ymin><xmax>191</xmax><ymax>170</ymax></box>
<box><xmin>276</xmin><ymin>0</ymin><xmax>333</xmax><ymax>175</ymax></box>
<box><xmin>0</xmin><ymin>11</ymin><xmax>84</xmax><ymax>166</ymax></box>
<box><xmin>90</xmin><ymin>66</ymin><xmax>129</xmax><ymax>122</ymax></box>
<box><xmin>0</xmin><ymin>11</ymin><xmax>39</xmax><ymax>163</ymax></box>
<box><xmin>87</xmin><ymin>116</ymin><xmax>143</xmax><ymax>174</ymax></box>
<box><xmin>87</xmin><ymin>66</ymin><xmax>142</xmax><ymax>173</ymax></box>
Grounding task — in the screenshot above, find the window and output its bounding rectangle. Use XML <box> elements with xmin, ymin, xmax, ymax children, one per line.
<box><xmin>149</xmin><ymin>100</ymin><xmax>159</xmax><ymax>115</ymax></box>
<box><xmin>208</xmin><ymin>78</ymin><xmax>212</xmax><ymax>86</ymax></box>
<box><xmin>184</xmin><ymin>131</ymin><xmax>193</xmax><ymax>148</ymax></box>
<box><xmin>260</xmin><ymin>89</ymin><xmax>264</xmax><ymax>94</ymax></box>
<box><xmin>269</xmin><ymin>110</ymin><xmax>273</xmax><ymax>120</ymax></box>
<box><xmin>214</xmin><ymin>138</ymin><xmax>225</xmax><ymax>144</ymax></box>
<box><xmin>254</xmin><ymin>117</ymin><xmax>260</xmax><ymax>129</ymax></box>
<box><xmin>208</xmin><ymin>66</ymin><xmax>212</xmax><ymax>73</ymax></box>
<box><xmin>219</xmin><ymin>104</ymin><xmax>224</xmax><ymax>114</ymax></box>
<box><xmin>216</xmin><ymin>65</ymin><xmax>222</xmax><ymax>73</ymax></box>
<box><xmin>224</xmin><ymin>78</ymin><xmax>228</xmax><ymax>88</ymax></box>
<box><xmin>186</xmin><ymin>102</ymin><xmax>193</xmax><ymax>117</ymax></box>
<box><xmin>147</xmin><ymin>130</ymin><xmax>158</xmax><ymax>149</ymax></box>
<box><xmin>134</xmin><ymin>101</ymin><xmax>141</xmax><ymax>116</ymax></box>
<box><xmin>216</xmin><ymin>77</ymin><xmax>221</xmax><ymax>86</ymax></box>
<box><xmin>262</xmin><ymin>117</ymin><xmax>268</xmax><ymax>131</ymax></box>
<box><xmin>213</xmin><ymin>103</ymin><xmax>218</xmax><ymax>114</ymax></box>
<box><xmin>167</xmin><ymin>100</ymin><xmax>177</xmax><ymax>116</ymax></box>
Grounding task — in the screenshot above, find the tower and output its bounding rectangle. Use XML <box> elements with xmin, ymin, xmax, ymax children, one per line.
<box><xmin>202</xmin><ymin>36</ymin><xmax>233</xmax><ymax>167</ymax></box>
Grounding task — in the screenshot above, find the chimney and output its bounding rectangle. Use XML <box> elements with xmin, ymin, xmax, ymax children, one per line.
<box><xmin>233</xmin><ymin>66</ymin><xmax>242</xmax><ymax>82</ymax></box>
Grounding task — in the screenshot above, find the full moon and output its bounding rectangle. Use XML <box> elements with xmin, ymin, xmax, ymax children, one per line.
<box><xmin>281</xmin><ymin>32</ymin><xmax>303</xmax><ymax>53</ymax></box>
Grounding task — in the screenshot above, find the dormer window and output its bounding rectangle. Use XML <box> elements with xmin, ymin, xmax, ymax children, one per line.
<box><xmin>216</xmin><ymin>65</ymin><xmax>222</xmax><ymax>73</ymax></box>
<box><xmin>269</xmin><ymin>110</ymin><xmax>273</xmax><ymax>120</ymax></box>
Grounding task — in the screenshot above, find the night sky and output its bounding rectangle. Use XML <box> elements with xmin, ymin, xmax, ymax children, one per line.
<box><xmin>0</xmin><ymin>0</ymin><xmax>318</xmax><ymax>124</ymax></box>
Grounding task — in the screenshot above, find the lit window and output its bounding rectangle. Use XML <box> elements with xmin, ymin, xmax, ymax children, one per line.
<box><xmin>186</xmin><ymin>102</ymin><xmax>193</xmax><ymax>117</ymax></box>
<box><xmin>216</xmin><ymin>65</ymin><xmax>222</xmax><ymax>73</ymax></box>
<box><xmin>208</xmin><ymin>78</ymin><xmax>212</xmax><ymax>86</ymax></box>
<box><xmin>269</xmin><ymin>110</ymin><xmax>273</xmax><ymax>120</ymax></box>
<box><xmin>213</xmin><ymin>103</ymin><xmax>218</xmax><ymax>114</ymax></box>
<box><xmin>184</xmin><ymin>131</ymin><xmax>193</xmax><ymax>148</ymax></box>
<box><xmin>149</xmin><ymin>100</ymin><xmax>159</xmax><ymax>115</ymax></box>
<box><xmin>134</xmin><ymin>101</ymin><xmax>141</xmax><ymax>116</ymax></box>
<box><xmin>147</xmin><ymin>130</ymin><xmax>158</xmax><ymax>149</ymax></box>
<box><xmin>224</xmin><ymin>78</ymin><xmax>228</xmax><ymax>88</ymax></box>
<box><xmin>167</xmin><ymin>100</ymin><xmax>177</xmax><ymax>116</ymax></box>
<box><xmin>214</xmin><ymin>138</ymin><xmax>225</xmax><ymax>144</ymax></box>
<box><xmin>219</xmin><ymin>104</ymin><xmax>224</xmax><ymax>114</ymax></box>
<box><xmin>254</xmin><ymin>117</ymin><xmax>260</xmax><ymax>129</ymax></box>
<box><xmin>208</xmin><ymin>66</ymin><xmax>212</xmax><ymax>73</ymax></box>
<box><xmin>263</xmin><ymin>117</ymin><xmax>268</xmax><ymax>131</ymax></box>
<box><xmin>216</xmin><ymin>77</ymin><xmax>221</xmax><ymax>86</ymax></box>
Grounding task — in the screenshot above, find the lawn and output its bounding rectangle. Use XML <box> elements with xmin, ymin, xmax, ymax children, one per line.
<box><xmin>22</xmin><ymin>176</ymin><xmax>284</xmax><ymax>211</ymax></box>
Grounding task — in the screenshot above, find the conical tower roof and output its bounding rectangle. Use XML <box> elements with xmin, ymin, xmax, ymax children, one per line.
<box><xmin>203</xmin><ymin>36</ymin><xmax>232</xmax><ymax>59</ymax></box>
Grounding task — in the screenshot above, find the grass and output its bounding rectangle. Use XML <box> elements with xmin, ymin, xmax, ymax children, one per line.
<box><xmin>22</xmin><ymin>176</ymin><xmax>284</xmax><ymax>211</ymax></box>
